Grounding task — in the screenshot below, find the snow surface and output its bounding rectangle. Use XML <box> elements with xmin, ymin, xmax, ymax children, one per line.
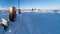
<box><xmin>0</xmin><ymin>10</ymin><xmax>60</xmax><ymax>34</ymax></box>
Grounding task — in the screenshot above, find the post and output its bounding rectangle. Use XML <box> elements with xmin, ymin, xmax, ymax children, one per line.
<box><xmin>18</xmin><ymin>0</ymin><xmax>21</xmax><ymax>14</ymax></box>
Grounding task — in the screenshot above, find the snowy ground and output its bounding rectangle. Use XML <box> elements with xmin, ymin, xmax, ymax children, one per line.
<box><xmin>0</xmin><ymin>11</ymin><xmax>60</xmax><ymax>34</ymax></box>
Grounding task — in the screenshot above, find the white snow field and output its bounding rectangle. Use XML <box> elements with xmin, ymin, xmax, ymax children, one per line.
<box><xmin>0</xmin><ymin>10</ymin><xmax>60</xmax><ymax>34</ymax></box>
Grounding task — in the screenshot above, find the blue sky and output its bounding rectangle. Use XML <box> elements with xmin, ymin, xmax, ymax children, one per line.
<box><xmin>0</xmin><ymin>0</ymin><xmax>18</xmax><ymax>10</ymax></box>
<box><xmin>20</xmin><ymin>0</ymin><xmax>60</xmax><ymax>9</ymax></box>
<box><xmin>0</xmin><ymin>0</ymin><xmax>60</xmax><ymax>10</ymax></box>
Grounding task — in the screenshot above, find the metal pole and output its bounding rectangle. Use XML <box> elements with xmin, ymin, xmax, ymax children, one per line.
<box><xmin>18</xmin><ymin>0</ymin><xmax>21</xmax><ymax>14</ymax></box>
<box><xmin>18</xmin><ymin>0</ymin><xmax>20</xmax><ymax>9</ymax></box>
<box><xmin>2</xmin><ymin>0</ymin><xmax>4</xmax><ymax>12</ymax></box>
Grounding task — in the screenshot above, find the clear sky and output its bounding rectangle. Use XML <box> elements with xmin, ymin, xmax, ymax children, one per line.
<box><xmin>0</xmin><ymin>0</ymin><xmax>18</xmax><ymax>10</ymax></box>
<box><xmin>20</xmin><ymin>0</ymin><xmax>60</xmax><ymax>9</ymax></box>
<box><xmin>0</xmin><ymin>0</ymin><xmax>60</xmax><ymax>10</ymax></box>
